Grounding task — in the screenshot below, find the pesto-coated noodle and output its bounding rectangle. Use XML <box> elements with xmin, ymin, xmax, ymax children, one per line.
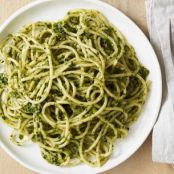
<box><xmin>0</xmin><ymin>9</ymin><xmax>150</xmax><ymax>167</ymax></box>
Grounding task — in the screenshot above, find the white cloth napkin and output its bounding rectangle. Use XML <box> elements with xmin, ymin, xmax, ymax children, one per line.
<box><xmin>145</xmin><ymin>0</ymin><xmax>174</xmax><ymax>163</ymax></box>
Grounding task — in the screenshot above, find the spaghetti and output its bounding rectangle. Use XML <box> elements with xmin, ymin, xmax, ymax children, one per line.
<box><xmin>0</xmin><ymin>9</ymin><xmax>150</xmax><ymax>167</ymax></box>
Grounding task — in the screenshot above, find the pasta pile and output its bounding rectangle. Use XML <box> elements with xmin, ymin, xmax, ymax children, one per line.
<box><xmin>0</xmin><ymin>9</ymin><xmax>149</xmax><ymax>167</ymax></box>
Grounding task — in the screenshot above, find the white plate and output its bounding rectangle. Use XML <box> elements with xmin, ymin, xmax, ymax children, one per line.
<box><xmin>0</xmin><ymin>0</ymin><xmax>162</xmax><ymax>174</ymax></box>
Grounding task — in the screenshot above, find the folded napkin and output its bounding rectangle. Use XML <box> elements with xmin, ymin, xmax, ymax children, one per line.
<box><xmin>145</xmin><ymin>0</ymin><xmax>174</xmax><ymax>163</ymax></box>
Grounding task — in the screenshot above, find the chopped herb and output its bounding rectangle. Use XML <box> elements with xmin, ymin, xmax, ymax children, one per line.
<box><xmin>22</xmin><ymin>103</ymin><xmax>41</xmax><ymax>113</ymax></box>
<box><xmin>103</xmin><ymin>27</ymin><xmax>113</xmax><ymax>35</ymax></box>
<box><xmin>64</xmin><ymin>23</ymin><xmax>77</xmax><ymax>33</ymax></box>
<box><xmin>138</xmin><ymin>66</ymin><xmax>149</xmax><ymax>80</ymax></box>
<box><xmin>101</xmin><ymin>38</ymin><xmax>114</xmax><ymax>54</ymax></box>
<box><xmin>19</xmin><ymin>134</ymin><xmax>24</xmax><ymax>140</ymax></box>
<box><xmin>54</xmin><ymin>22</ymin><xmax>65</xmax><ymax>34</ymax></box>
<box><xmin>0</xmin><ymin>73</ymin><xmax>7</xmax><ymax>87</ymax></box>
<box><xmin>69</xmin><ymin>16</ymin><xmax>79</xmax><ymax>25</ymax></box>
<box><xmin>1</xmin><ymin>116</ymin><xmax>6</xmax><ymax>120</ymax></box>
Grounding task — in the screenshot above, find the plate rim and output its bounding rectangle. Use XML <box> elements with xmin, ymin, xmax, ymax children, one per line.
<box><xmin>0</xmin><ymin>0</ymin><xmax>162</xmax><ymax>173</ymax></box>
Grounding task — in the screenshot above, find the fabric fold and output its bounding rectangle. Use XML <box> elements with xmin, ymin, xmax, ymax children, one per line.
<box><xmin>145</xmin><ymin>0</ymin><xmax>174</xmax><ymax>163</ymax></box>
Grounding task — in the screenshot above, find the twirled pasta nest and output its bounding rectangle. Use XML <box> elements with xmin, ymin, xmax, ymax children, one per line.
<box><xmin>0</xmin><ymin>9</ymin><xmax>149</xmax><ymax>167</ymax></box>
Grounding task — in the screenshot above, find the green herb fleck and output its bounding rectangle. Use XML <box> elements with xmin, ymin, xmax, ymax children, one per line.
<box><xmin>138</xmin><ymin>66</ymin><xmax>149</xmax><ymax>80</ymax></box>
